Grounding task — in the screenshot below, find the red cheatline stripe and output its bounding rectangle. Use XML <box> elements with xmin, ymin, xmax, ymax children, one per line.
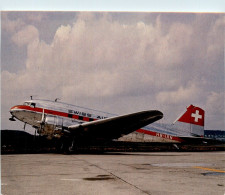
<box><xmin>12</xmin><ymin>105</ymin><xmax>183</xmax><ymax>142</ymax></box>
<box><xmin>137</xmin><ymin>129</ymin><xmax>183</xmax><ymax>142</ymax></box>
<box><xmin>11</xmin><ymin>105</ymin><xmax>94</xmax><ymax>122</ymax></box>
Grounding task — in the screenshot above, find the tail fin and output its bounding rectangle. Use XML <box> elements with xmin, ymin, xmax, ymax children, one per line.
<box><xmin>173</xmin><ymin>105</ymin><xmax>205</xmax><ymax>137</ymax></box>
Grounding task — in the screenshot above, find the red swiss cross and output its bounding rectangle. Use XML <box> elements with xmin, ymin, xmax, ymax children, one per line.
<box><xmin>178</xmin><ymin>105</ymin><xmax>204</xmax><ymax>126</ymax></box>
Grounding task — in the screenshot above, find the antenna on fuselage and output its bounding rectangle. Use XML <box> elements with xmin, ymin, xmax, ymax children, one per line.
<box><xmin>30</xmin><ymin>96</ymin><xmax>33</xmax><ymax>100</ymax></box>
<box><xmin>23</xmin><ymin>122</ymin><xmax>27</xmax><ymax>131</ymax></box>
<box><xmin>55</xmin><ymin>98</ymin><xmax>60</xmax><ymax>102</ymax></box>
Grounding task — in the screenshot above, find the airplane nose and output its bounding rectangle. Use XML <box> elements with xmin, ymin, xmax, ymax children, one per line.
<box><xmin>10</xmin><ymin>106</ymin><xmax>17</xmax><ymax>114</ymax></box>
<box><xmin>9</xmin><ymin>106</ymin><xmax>18</xmax><ymax>121</ymax></box>
<box><xmin>9</xmin><ymin>105</ymin><xmax>21</xmax><ymax>116</ymax></box>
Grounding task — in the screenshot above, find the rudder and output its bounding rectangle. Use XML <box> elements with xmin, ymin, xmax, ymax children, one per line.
<box><xmin>173</xmin><ymin>105</ymin><xmax>204</xmax><ymax>137</ymax></box>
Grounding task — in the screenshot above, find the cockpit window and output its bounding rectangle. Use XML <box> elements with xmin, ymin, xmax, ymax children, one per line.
<box><xmin>30</xmin><ymin>103</ymin><xmax>36</xmax><ymax>108</ymax></box>
<box><xmin>23</xmin><ymin>102</ymin><xmax>30</xmax><ymax>106</ymax></box>
<box><xmin>23</xmin><ymin>102</ymin><xmax>36</xmax><ymax>108</ymax></box>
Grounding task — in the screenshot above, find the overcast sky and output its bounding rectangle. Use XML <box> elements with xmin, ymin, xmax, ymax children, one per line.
<box><xmin>1</xmin><ymin>12</ymin><xmax>225</xmax><ymax>131</ymax></box>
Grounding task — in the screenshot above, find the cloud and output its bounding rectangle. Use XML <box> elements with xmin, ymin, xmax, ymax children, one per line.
<box><xmin>1</xmin><ymin>13</ymin><xmax>25</xmax><ymax>33</ymax></box>
<box><xmin>1</xmin><ymin>12</ymin><xmax>224</xmax><ymax>130</ymax></box>
<box><xmin>156</xmin><ymin>83</ymin><xmax>200</xmax><ymax>105</ymax></box>
<box><xmin>11</xmin><ymin>25</ymin><xmax>39</xmax><ymax>47</ymax></box>
<box><xmin>206</xmin><ymin>92</ymin><xmax>225</xmax><ymax>115</ymax></box>
<box><xmin>205</xmin><ymin>92</ymin><xmax>225</xmax><ymax>129</ymax></box>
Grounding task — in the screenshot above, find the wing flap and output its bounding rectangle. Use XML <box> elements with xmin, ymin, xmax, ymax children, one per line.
<box><xmin>68</xmin><ymin>110</ymin><xmax>163</xmax><ymax>141</ymax></box>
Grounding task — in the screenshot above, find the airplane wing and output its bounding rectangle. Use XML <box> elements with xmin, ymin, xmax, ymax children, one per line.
<box><xmin>67</xmin><ymin>110</ymin><xmax>163</xmax><ymax>142</ymax></box>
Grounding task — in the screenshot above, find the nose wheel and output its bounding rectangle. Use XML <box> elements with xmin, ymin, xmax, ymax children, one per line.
<box><xmin>9</xmin><ymin>116</ymin><xmax>16</xmax><ymax>121</ymax></box>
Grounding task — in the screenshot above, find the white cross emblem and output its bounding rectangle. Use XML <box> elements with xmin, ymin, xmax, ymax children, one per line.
<box><xmin>191</xmin><ymin>110</ymin><xmax>202</xmax><ymax>122</ymax></box>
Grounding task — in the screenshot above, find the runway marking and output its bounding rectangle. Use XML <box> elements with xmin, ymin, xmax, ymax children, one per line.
<box><xmin>193</xmin><ymin>166</ymin><xmax>225</xmax><ymax>173</ymax></box>
<box><xmin>152</xmin><ymin>163</ymin><xmax>212</xmax><ymax>167</ymax></box>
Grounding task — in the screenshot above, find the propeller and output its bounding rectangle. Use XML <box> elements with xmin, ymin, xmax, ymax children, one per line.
<box><xmin>41</xmin><ymin>109</ymin><xmax>45</xmax><ymax>123</ymax></box>
<box><xmin>37</xmin><ymin>109</ymin><xmax>46</xmax><ymax>133</ymax></box>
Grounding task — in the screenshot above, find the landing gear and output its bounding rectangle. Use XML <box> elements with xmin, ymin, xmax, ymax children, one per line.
<box><xmin>55</xmin><ymin>137</ymin><xmax>76</xmax><ymax>154</ymax></box>
<box><xmin>9</xmin><ymin>116</ymin><xmax>16</xmax><ymax>121</ymax></box>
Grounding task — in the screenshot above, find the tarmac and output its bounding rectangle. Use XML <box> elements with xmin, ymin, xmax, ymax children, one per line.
<box><xmin>1</xmin><ymin>152</ymin><xmax>225</xmax><ymax>195</ymax></box>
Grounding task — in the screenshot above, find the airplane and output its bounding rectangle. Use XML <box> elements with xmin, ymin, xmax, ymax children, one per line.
<box><xmin>9</xmin><ymin>99</ymin><xmax>222</xmax><ymax>153</ymax></box>
<box><xmin>9</xmin><ymin>99</ymin><xmax>163</xmax><ymax>152</ymax></box>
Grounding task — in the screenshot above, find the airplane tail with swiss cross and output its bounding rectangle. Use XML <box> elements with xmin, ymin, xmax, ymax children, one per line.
<box><xmin>173</xmin><ymin>105</ymin><xmax>205</xmax><ymax>137</ymax></box>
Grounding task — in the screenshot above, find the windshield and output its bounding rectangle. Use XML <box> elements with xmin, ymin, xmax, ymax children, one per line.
<box><xmin>23</xmin><ymin>102</ymin><xmax>30</xmax><ymax>106</ymax></box>
<box><xmin>23</xmin><ymin>102</ymin><xmax>36</xmax><ymax>108</ymax></box>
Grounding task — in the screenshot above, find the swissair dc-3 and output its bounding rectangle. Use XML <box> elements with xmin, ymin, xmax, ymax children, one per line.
<box><xmin>9</xmin><ymin>99</ymin><xmax>163</xmax><ymax>152</ymax></box>
<box><xmin>9</xmin><ymin>99</ymin><xmax>207</xmax><ymax>152</ymax></box>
